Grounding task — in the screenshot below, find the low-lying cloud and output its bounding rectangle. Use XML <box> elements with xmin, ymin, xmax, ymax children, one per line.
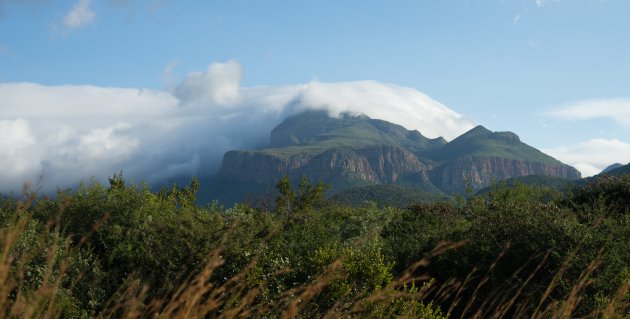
<box><xmin>543</xmin><ymin>138</ymin><xmax>630</xmax><ymax>177</ymax></box>
<box><xmin>544</xmin><ymin>98</ymin><xmax>630</xmax><ymax>176</ymax></box>
<box><xmin>0</xmin><ymin>61</ymin><xmax>475</xmax><ymax>193</ymax></box>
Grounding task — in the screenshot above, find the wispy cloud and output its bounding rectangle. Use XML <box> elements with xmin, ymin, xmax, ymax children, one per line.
<box><xmin>161</xmin><ymin>60</ymin><xmax>179</xmax><ymax>89</ymax></box>
<box><xmin>547</xmin><ymin>98</ymin><xmax>630</xmax><ymax>127</ymax></box>
<box><xmin>543</xmin><ymin>138</ymin><xmax>630</xmax><ymax>177</ymax></box>
<box><xmin>62</xmin><ymin>0</ymin><xmax>95</xmax><ymax>28</ymax></box>
<box><xmin>512</xmin><ymin>13</ymin><xmax>521</xmax><ymax>24</ymax></box>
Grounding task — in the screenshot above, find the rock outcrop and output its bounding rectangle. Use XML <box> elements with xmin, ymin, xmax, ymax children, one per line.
<box><xmin>429</xmin><ymin>156</ymin><xmax>582</xmax><ymax>194</ymax></box>
<box><xmin>220</xmin><ymin>146</ymin><xmax>434</xmax><ymax>191</ymax></box>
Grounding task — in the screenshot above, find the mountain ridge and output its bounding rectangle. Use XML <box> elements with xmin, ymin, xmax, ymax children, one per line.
<box><xmin>213</xmin><ymin>111</ymin><xmax>581</xmax><ymax>203</ymax></box>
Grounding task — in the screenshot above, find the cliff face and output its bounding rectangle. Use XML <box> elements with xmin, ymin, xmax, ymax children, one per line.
<box><xmin>302</xmin><ymin>146</ymin><xmax>430</xmax><ymax>184</ymax></box>
<box><xmin>430</xmin><ymin>156</ymin><xmax>582</xmax><ymax>193</ymax></box>
<box><xmin>219</xmin><ymin>146</ymin><xmax>433</xmax><ymax>190</ymax></box>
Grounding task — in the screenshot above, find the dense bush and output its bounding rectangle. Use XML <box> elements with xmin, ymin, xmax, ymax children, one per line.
<box><xmin>0</xmin><ymin>174</ymin><xmax>628</xmax><ymax>318</ymax></box>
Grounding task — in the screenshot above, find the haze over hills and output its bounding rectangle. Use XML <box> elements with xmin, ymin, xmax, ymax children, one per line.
<box><xmin>208</xmin><ymin>111</ymin><xmax>581</xmax><ymax>204</ymax></box>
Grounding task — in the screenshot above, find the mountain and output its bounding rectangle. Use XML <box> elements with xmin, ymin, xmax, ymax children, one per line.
<box><xmin>601</xmin><ymin>163</ymin><xmax>626</xmax><ymax>174</ymax></box>
<box><xmin>213</xmin><ymin>111</ymin><xmax>581</xmax><ymax>204</ymax></box>
<box><xmin>426</xmin><ymin>125</ymin><xmax>580</xmax><ymax>193</ymax></box>
<box><xmin>601</xmin><ymin>162</ymin><xmax>630</xmax><ymax>176</ymax></box>
<box><xmin>218</xmin><ymin>111</ymin><xmax>445</xmax><ymax>193</ymax></box>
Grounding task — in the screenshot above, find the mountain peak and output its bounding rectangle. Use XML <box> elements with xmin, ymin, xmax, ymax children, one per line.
<box><xmin>457</xmin><ymin>125</ymin><xmax>520</xmax><ymax>143</ymax></box>
<box><xmin>469</xmin><ymin>125</ymin><xmax>492</xmax><ymax>134</ymax></box>
<box><xmin>268</xmin><ymin>110</ymin><xmax>445</xmax><ymax>151</ymax></box>
<box><xmin>269</xmin><ymin>111</ymin><xmax>367</xmax><ymax>147</ymax></box>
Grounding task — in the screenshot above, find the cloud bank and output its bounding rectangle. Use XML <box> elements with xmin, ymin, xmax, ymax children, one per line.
<box><xmin>0</xmin><ymin>61</ymin><xmax>475</xmax><ymax>193</ymax></box>
<box><xmin>543</xmin><ymin>139</ymin><xmax>630</xmax><ymax>177</ymax></box>
<box><xmin>544</xmin><ymin>98</ymin><xmax>630</xmax><ymax>176</ymax></box>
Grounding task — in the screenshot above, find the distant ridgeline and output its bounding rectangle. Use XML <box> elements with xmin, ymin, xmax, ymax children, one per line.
<box><xmin>206</xmin><ymin>111</ymin><xmax>581</xmax><ymax>205</ymax></box>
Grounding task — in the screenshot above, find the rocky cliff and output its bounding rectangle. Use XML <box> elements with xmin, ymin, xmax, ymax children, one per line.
<box><xmin>220</xmin><ymin>145</ymin><xmax>435</xmax><ymax>191</ymax></box>
<box><xmin>430</xmin><ymin>156</ymin><xmax>582</xmax><ymax>194</ymax></box>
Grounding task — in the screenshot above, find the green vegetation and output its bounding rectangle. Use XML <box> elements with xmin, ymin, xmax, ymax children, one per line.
<box><xmin>331</xmin><ymin>184</ymin><xmax>449</xmax><ymax>208</ymax></box>
<box><xmin>476</xmin><ymin>175</ymin><xmax>575</xmax><ymax>196</ymax></box>
<box><xmin>0</xmin><ymin>172</ymin><xmax>628</xmax><ymax>318</ymax></box>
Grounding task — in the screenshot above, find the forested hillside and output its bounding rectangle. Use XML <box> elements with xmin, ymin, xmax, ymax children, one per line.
<box><xmin>0</xmin><ymin>173</ymin><xmax>628</xmax><ymax>318</ymax></box>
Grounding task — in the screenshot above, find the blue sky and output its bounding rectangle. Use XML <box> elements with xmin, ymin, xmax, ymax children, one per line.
<box><xmin>1</xmin><ymin>0</ymin><xmax>629</xmax><ymax>188</ymax></box>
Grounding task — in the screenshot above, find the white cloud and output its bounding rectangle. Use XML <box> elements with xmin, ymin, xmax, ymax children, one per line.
<box><xmin>547</xmin><ymin>98</ymin><xmax>630</xmax><ymax>127</ymax></box>
<box><xmin>78</xmin><ymin>123</ymin><xmax>139</xmax><ymax>160</ymax></box>
<box><xmin>175</xmin><ymin>60</ymin><xmax>243</xmax><ymax>106</ymax></box>
<box><xmin>543</xmin><ymin>138</ymin><xmax>630</xmax><ymax>177</ymax></box>
<box><xmin>62</xmin><ymin>0</ymin><xmax>95</xmax><ymax>28</ymax></box>
<box><xmin>0</xmin><ymin>118</ymin><xmax>37</xmax><ymax>176</ymax></box>
<box><xmin>290</xmin><ymin>80</ymin><xmax>473</xmax><ymax>140</ymax></box>
<box><xmin>0</xmin><ymin>61</ymin><xmax>474</xmax><ymax>193</ymax></box>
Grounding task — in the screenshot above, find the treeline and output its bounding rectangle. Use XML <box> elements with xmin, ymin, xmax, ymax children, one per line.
<box><xmin>0</xmin><ymin>174</ymin><xmax>628</xmax><ymax>318</ymax></box>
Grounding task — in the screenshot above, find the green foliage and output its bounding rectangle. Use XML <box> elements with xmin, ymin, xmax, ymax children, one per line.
<box><xmin>331</xmin><ymin>184</ymin><xmax>448</xmax><ymax>208</ymax></box>
<box><xmin>382</xmin><ymin>202</ymin><xmax>468</xmax><ymax>273</ymax></box>
<box><xmin>0</xmin><ymin>173</ymin><xmax>628</xmax><ymax>318</ymax></box>
<box><xmin>275</xmin><ymin>175</ymin><xmax>329</xmax><ymax>214</ymax></box>
<box><xmin>476</xmin><ymin>175</ymin><xmax>575</xmax><ymax>196</ymax></box>
<box><xmin>570</xmin><ymin>174</ymin><xmax>630</xmax><ymax>218</ymax></box>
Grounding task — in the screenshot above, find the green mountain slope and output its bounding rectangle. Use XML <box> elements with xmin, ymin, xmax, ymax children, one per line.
<box><xmin>261</xmin><ymin>110</ymin><xmax>446</xmax><ymax>159</ymax></box>
<box><xmin>428</xmin><ymin>125</ymin><xmax>562</xmax><ymax>165</ymax></box>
